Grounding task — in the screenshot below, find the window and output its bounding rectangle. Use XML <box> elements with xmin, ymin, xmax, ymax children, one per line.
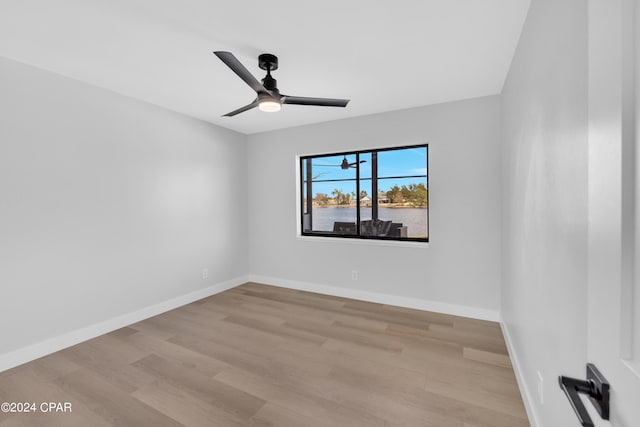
<box><xmin>300</xmin><ymin>144</ymin><xmax>428</xmax><ymax>242</ymax></box>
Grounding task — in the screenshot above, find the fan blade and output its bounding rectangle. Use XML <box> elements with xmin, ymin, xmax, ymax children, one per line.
<box><xmin>348</xmin><ymin>160</ymin><xmax>367</xmax><ymax>167</ymax></box>
<box><xmin>214</xmin><ymin>51</ymin><xmax>270</xmax><ymax>95</ymax></box>
<box><xmin>315</xmin><ymin>164</ymin><xmax>343</xmax><ymax>167</ymax></box>
<box><xmin>223</xmin><ymin>100</ymin><xmax>259</xmax><ymax>117</ymax></box>
<box><xmin>282</xmin><ymin>95</ymin><xmax>349</xmax><ymax>107</ymax></box>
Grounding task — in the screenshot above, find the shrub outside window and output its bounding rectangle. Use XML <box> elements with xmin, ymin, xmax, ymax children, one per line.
<box><xmin>300</xmin><ymin>144</ymin><xmax>428</xmax><ymax>242</ymax></box>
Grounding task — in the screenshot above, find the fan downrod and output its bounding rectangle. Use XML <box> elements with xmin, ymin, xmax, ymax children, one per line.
<box><xmin>258</xmin><ymin>54</ymin><xmax>278</xmax><ymax>71</ymax></box>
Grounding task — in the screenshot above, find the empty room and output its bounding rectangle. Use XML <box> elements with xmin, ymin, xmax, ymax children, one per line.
<box><xmin>1</xmin><ymin>1</ymin><xmax>639</xmax><ymax>426</ymax></box>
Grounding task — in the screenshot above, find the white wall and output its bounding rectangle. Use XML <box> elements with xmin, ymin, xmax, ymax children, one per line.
<box><xmin>501</xmin><ymin>0</ymin><xmax>588</xmax><ymax>425</ymax></box>
<box><xmin>247</xmin><ymin>96</ymin><xmax>502</xmax><ymax>318</ymax></box>
<box><xmin>0</xmin><ymin>57</ymin><xmax>248</xmax><ymax>368</ymax></box>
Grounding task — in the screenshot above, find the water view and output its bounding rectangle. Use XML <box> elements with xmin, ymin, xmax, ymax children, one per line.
<box><xmin>311</xmin><ymin>207</ymin><xmax>428</xmax><ymax>238</ymax></box>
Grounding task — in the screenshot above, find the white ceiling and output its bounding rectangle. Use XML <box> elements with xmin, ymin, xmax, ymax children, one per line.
<box><xmin>0</xmin><ymin>0</ymin><xmax>530</xmax><ymax>135</ymax></box>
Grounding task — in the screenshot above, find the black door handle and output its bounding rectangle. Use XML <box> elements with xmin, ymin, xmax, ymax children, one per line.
<box><xmin>558</xmin><ymin>363</ymin><xmax>609</xmax><ymax>426</ymax></box>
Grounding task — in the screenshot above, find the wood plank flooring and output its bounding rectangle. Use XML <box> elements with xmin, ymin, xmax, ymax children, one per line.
<box><xmin>0</xmin><ymin>283</ymin><xmax>530</xmax><ymax>426</ymax></box>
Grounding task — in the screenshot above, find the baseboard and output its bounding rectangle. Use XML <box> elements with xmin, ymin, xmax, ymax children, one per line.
<box><xmin>500</xmin><ymin>319</ymin><xmax>539</xmax><ymax>427</ymax></box>
<box><xmin>0</xmin><ymin>275</ymin><xmax>248</xmax><ymax>373</ymax></box>
<box><xmin>247</xmin><ymin>274</ymin><xmax>500</xmax><ymax>322</ymax></box>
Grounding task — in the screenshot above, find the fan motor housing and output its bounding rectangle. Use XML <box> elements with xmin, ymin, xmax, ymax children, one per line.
<box><xmin>259</xmin><ymin>53</ymin><xmax>278</xmax><ymax>71</ymax></box>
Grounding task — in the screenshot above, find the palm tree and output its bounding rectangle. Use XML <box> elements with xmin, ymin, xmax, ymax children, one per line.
<box><xmin>332</xmin><ymin>188</ymin><xmax>343</xmax><ymax>205</ymax></box>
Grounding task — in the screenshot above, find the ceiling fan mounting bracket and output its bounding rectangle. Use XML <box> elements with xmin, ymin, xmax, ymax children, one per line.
<box><xmin>258</xmin><ymin>53</ymin><xmax>278</xmax><ymax>71</ymax></box>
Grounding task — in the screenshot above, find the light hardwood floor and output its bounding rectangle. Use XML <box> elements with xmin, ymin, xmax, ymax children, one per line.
<box><xmin>0</xmin><ymin>283</ymin><xmax>530</xmax><ymax>426</ymax></box>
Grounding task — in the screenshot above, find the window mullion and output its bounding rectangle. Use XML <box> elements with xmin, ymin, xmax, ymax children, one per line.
<box><xmin>356</xmin><ymin>152</ymin><xmax>360</xmax><ymax>236</ymax></box>
<box><xmin>372</xmin><ymin>151</ymin><xmax>378</xmax><ymax>221</ymax></box>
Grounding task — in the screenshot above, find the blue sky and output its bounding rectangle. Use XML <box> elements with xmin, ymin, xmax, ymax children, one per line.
<box><xmin>304</xmin><ymin>146</ymin><xmax>428</xmax><ymax>197</ymax></box>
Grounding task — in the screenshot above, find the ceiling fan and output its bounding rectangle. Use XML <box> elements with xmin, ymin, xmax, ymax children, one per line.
<box><xmin>213</xmin><ymin>51</ymin><xmax>350</xmax><ymax>117</ymax></box>
<box><xmin>316</xmin><ymin>156</ymin><xmax>366</xmax><ymax>170</ymax></box>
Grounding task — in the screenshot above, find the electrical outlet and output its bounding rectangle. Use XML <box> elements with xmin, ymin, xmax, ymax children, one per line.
<box><xmin>351</xmin><ymin>270</ymin><xmax>358</xmax><ymax>280</ymax></box>
<box><xmin>537</xmin><ymin>371</ymin><xmax>544</xmax><ymax>404</ymax></box>
<box><xmin>202</xmin><ymin>268</ymin><xmax>208</xmax><ymax>279</ymax></box>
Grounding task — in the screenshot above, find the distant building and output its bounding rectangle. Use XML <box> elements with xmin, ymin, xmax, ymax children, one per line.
<box><xmin>378</xmin><ymin>192</ymin><xmax>390</xmax><ymax>203</ymax></box>
<box><xmin>360</xmin><ymin>195</ymin><xmax>371</xmax><ymax>206</ymax></box>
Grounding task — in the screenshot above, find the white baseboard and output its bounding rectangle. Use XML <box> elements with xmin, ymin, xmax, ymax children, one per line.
<box><xmin>247</xmin><ymin>274</ymin><xmax>500</xmax><ymax>322</ymax></box>
<box><xmin>500</xmin><ymin>319</ymin><xmax>539</xmax><ymax>427</ymax></box>
<box><xmin>0</xmin><ymin>275</ymin><xmax>248</xmax><ymax>373</ymax></box>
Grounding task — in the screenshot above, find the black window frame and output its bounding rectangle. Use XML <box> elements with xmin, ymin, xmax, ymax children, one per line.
<box><xmin>299</xmin><ymin>144</ymin><xmax>429</xmax><ymax>243</ymax></box>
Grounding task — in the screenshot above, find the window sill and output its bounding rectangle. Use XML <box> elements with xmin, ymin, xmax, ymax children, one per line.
<box><xmin>296</xmin><ymin>235</ymin><xmax>429</xmax><ymax>249</ymax></box>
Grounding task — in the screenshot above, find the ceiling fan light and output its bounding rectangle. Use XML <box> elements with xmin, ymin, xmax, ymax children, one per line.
<box><xmin>258</xmin><ymin>99</ymin><xmax>281</xmax><ymax>112</ymax></box>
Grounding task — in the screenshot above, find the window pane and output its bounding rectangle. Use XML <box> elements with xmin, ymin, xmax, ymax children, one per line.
<box><xmin>377</xmin><ymin>146</ymin><xmax>428</xmax><ymax>239</ymax></box>
<box><xmin>378</xmin><ymin>147</ymin><xmax>428</xmax><ymax>179</ymax></box>
<box><xmin>312</xmin><ymin>154</ymin><xmax>357</xmax><ymax>181</ymax></box>
<box><xmin>302</xmin><ymin>160</ymin><xmax>308</xmax><ymax>215</ymax></box>
<box><xmin>305</xmin><ymin>154</ymin><xmax>359</xmax><ymax>234</ymax></box>
<box><xmin>359</xmin><ymin>177</ymin><xmax>372</xmax><ymax>226</ymax></box>
<box><xmin>313</xmin><ymin>180</ymin><xmax>357</xmax><ymax>233</ymax></box>
<box><xmin>358</xmin><ymin>152</ymin><xmax>372</xmax><ymax>225</ymax></box>
<box><xmin>359</xmin><ymin>152</ymin><xmax>372</xmax><ymax>180</ymax></box>
<box><xmin>378</xmin><ymin>178</ymin><xmax>428</xmax><ymax>238</ymax></box>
